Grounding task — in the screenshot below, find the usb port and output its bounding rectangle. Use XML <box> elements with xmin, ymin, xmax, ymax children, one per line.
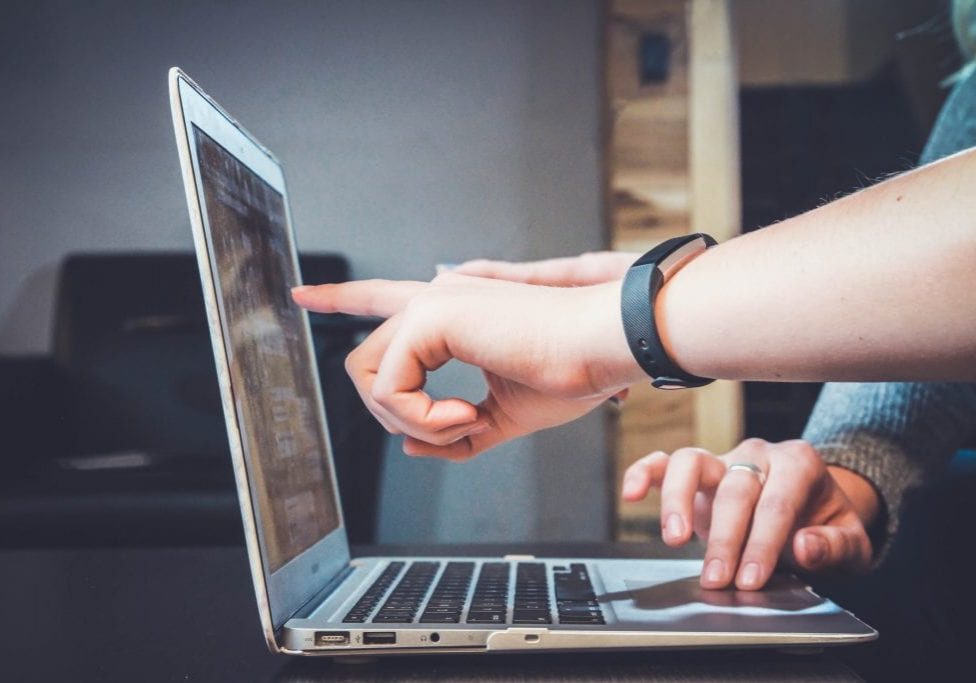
<box><xmin>363</xmin><ymin>631</ymin><xmax>397</xmax><ymax>645</ymax></box>
<box><xmin>315</xmin><ymin>631</ymin><xmax>350</xmax><ymax>646</ymax></box>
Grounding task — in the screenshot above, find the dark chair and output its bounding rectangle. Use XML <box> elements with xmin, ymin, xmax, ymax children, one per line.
<box><xmin>0</xmin><ymin>252</ymin><xmax>384</xmax><ymax>547</ymax></box>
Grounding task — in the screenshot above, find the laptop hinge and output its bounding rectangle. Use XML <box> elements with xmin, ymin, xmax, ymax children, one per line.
<box><xmin>290</xmin><ymin>564</ymin><xmax>356</xmax><ymax>620</ymax></box>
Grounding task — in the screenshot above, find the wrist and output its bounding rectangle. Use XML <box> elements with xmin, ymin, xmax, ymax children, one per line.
<box><xmin>620</xmin><ymin>235</ymin><xmax>717</xmax><ymax>389</ymax></box>
<box><xmin>582</xmin><ymin>281</ymin><xmax>647</xmax><ymax>393</ymax></box>
<box><xmin>827</xmin><ymin>465</ymin><xmax>881</xmax><ymax>529</ymax></box>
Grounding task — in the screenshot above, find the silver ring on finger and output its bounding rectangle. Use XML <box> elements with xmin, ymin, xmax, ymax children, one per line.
<box><xmin>725</xmin><ymin>462</ymin><xmax>767</xmax><ymax>487</ymax></box>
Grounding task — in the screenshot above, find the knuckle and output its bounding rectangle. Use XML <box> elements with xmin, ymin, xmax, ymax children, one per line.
<box><xmin>671</xmin><ymin>447</ymin><xmax>709</xmax><ymax>466</ymax></box>
<box><xmin>791</xmin><ymin>456</ymin><xmax>824</xmax><ymax>487</ymax></box>
<box><xmin>370</xmin><ymin>383</ymin><xmax>394</xmax><ymax>408</ymax></box>
<box><xmin>431</xmin><ymin>271</ymin><xmax>463</xmax><ymax>286</ymax></box>
<box><xmin>786</xmin><ymin>439</ymin><xmax>822</xmax><ymax>465</ymax></box>
<box><xmin>740</xmin><ymin>437</ymin><xmax>768</xmax><ymax>452</ymax></box>
<box><xmin>404</xmin><ymin>291</ymin><xmax>442</xmax><ymax>322</ymax></box>
<box><xmin>637</xmin><ymin>450</ymin><xmax>668</xmax><ymax>467</ymax></box>
<box><xmin>403</xmin><ymin>293</ymin><xmax>425</xmax><ymax>314</ymax></box>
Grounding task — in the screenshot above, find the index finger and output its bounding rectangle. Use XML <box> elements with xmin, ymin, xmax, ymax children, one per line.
<box><xmin>291</xmin><ymin>279</ymin><xmax>427</xmax><ymax>318</ymax></box>
<box><xmin>452</xmin><ymin>257</ymin><xmax>587</xmax><ymax>285</ymax></box>
<box><xmin>453</xmin><ymin>252</ymin><xmax>636</xmax><ymax>286</ymax></box>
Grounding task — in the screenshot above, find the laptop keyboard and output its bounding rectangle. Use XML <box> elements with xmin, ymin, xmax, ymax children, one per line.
<box><xmin>342</xmin><ymin>561</ymin><xmax>405</xmax><ymax>623</ymax></box>
<box><xmin>465</xmin><ymin>561</ymin><xmax>509</xmax><ymax>624</ymax></box>
<box><xmin>512</xmin><ymin>562</ymin><xmax>550</xmax><ymax>624</ymax></box>
<box><xmin>420</xmin><ymin>561</ymin><xmax>476</xmax><ymax>623</ymax></box>
<box><xmin>372</xmin><ymin>561</ymin><xmax>440</xmax><ymax>623</ymax></box>
<box><xmin>342</xmin><ymin>560</ymin><xmax>605</xmax><ymax>626</ymax></box>
<box><xmin>554</xmin><ymin>563</ymin><xmax>605</xmax><ymax>624</ymax></box>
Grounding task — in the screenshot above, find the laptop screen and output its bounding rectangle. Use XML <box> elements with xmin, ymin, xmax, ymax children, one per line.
<box><xmin>193</xmin><ymin>126</ymin><xmax>340</xmax><ymax>573</ymax></box>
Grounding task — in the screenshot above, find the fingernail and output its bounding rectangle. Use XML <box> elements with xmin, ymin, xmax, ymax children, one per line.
<box><xmin>739</xmin><ymin>562</ymin><xmax>762</xmax><ymax>588</ymax></box>
<box><xmin>621</xmin><ymin>476</ymin><xmax>641</xmax><ymax>498</ymax></box>
<box><xmin>435</xmin><ymin>263</ymin><xmax>458</xmax><ymax>275</ymax></box>
<box><xmin>454</xmin><ymin>423</ymin><xmax>490</xmax><ymax>442</ymax></box>
<box><xmin>664</xmin><ymin>513</ymin><xmax>685</xmax><ymax>540</ymax></box>
<box><xmin>467</xmin><ymin>423</ymin><xmax>490</xmax><ymax>436</ymax></box>
<box><xmin>291</xmin><ymin>285</ymin><xmax>312</xmax><ymax>293</ymax></box>
<box><xmin>803</xmin><ymin>533</ymin><xmax>827</xmax><ymax>565</ymax></box>
<box><xmin>704</xmin><ymin>558</ymin><xmax>725</xmax><ymax>584</ymax></box>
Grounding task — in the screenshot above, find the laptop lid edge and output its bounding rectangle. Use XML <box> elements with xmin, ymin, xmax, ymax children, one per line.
<box><xmin>168</xmin><ymin>67</ymin><xmax>351</xmax><ymax>651</ymax></box>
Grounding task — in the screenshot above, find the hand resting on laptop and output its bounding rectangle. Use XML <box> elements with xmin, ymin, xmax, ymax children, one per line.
<box><xmin>621</xmin><ymin>438</ymin><xmax>879</xmax><ymax>591</ymax></box>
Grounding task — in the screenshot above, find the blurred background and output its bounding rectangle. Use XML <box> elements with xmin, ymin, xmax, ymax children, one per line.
<box><xmin>0</xmin><ymin>0</ymin><xmax>961</xmax><ymax>550</ymax></box>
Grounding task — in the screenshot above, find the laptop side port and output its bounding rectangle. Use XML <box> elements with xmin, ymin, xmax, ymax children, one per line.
<box><xmin>363</xmin><ymin>631</ymin><xmax>397</xmax><ymax>645</ymax></box>
<box><xmin>315</xmin><ymin>631</ymin><xmax>350</xmax><ymax>646</ymax></box>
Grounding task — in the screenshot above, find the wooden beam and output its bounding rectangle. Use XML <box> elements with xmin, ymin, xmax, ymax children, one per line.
<box><xmin>605</xmin><ymin>0</ymin><xmax>742</xmax><ymax>541</ymax></box>
<box><xmin>689</xmin><ymin>0</ymin><xmax>743</xmax><ymax>454</ymax></box>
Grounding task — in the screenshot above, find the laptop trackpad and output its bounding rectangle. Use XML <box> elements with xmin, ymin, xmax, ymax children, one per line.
<box><xmin>623</xmin><ymin>575</ymin><xmax>822</xmax><ymax>612</ymax></box>
<box><xmin>597</xmin><ymin>562</ymin><xmax>842</xmax><ymax>631</ymax></box>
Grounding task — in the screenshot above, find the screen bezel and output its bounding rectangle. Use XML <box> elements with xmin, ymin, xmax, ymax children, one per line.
<box><xmin>169</xmin><ymin>68</ymin><xmax>349</xmax><ymax>644</ymax></box>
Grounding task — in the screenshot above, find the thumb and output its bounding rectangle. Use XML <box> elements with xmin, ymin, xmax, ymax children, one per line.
<box><xmin>792</xmin><ymin>522</ymin><xmax>872</xmax><ymax>573</ymax></box>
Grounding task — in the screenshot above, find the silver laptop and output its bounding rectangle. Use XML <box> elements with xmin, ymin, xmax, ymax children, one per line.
<box><xmin>168</xmin><ymin>67</ymin><xmax>876</xmax><ymax>656</ymax></box>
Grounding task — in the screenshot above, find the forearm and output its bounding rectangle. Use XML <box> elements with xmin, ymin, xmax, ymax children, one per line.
<box><xmin>657</xmin><ymin>148</ymin><xmax>976</xmax><ymax>382</ymax></box>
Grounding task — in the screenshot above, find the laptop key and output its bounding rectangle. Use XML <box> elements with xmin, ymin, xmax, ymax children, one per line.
<box><xmin>559</xmin><ymin>614</ymin><xmax>606</xmax><ymax>625</ymax></box>
<box><xmin>420</xmin><ymin>614</ymin><xmax>461</xmax><ymax>623</ymax></box>
<box><xmin>466</xmin><ymin>611</ymin><xmax>507</xmax><ymax>623</ymax></box>
<box><xmin>554</xmin><ymin>585</ymin><xmax>595</xmax><ymax>601</ymax></box>
<box><xmin>513</xmin><ymin>563</ymin><xmax>551</xmax><ymax>624</ymax></box>
<box><xmin>373</xmin><ymin>614</ymin><xmax>414</xmax><ymax>623</ymax></box>
<box><xmin>468</xmin><ymin>561</ymin><xmax>511</xmax><ymax>623</ymax></box>
<box><xmin>552</xmin><ymin>562</ymin><xmax>604</xmax><ymax>624</ymax></box>
<box><xmin>512</xmin><ymin>609</ymin><xmax>551</xmax><ymax>624</ymax></box>
<box><xmin>557</xmin><ymin>601</ymin><xmax>603</xmax><ymax>612</ymax></box>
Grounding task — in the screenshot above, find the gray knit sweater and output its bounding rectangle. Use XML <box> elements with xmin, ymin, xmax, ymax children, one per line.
<box><xmin>802</xmin><ymin>69</ymin><xmax>976</xmax><ymax>548</ymax></box>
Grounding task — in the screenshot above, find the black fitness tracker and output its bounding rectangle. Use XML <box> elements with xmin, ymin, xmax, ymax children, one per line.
<box><xmin>620</xmin><ymin>233</ymin><xmax>717</xmax><ymax>390</ymax></box>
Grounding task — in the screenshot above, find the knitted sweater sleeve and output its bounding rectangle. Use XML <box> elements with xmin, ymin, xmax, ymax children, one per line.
<box><xmin>803</xmin><ymin>382</ymin><xmax>976</xmax><ymax>548</ymax></box>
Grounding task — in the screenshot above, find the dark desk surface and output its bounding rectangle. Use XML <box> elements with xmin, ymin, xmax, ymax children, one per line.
<box><xmin>0</xmin><ymin>542</ymin><xmax>862</xmax><ymax>682</ymax></box>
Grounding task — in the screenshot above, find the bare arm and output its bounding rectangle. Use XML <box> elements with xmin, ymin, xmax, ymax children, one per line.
<box><xmin>294</xmin><ymin>149</ymin><xmax>976</xmax><ymax>459</ymax></box>
<box><xmin>646</xmin><ymin>147</ymin><xmax>976</xmax><ymax>385</ymax></box>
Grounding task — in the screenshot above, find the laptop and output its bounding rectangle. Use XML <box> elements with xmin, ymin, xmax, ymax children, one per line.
<box><xmin>168</xmin><ymin>67</ymin><xmax>877</xmax><ymax>655</ymax></box>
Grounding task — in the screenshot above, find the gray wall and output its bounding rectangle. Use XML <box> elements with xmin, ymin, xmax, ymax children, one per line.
<box><xmin>0</xmin><ymin>0</ymin><xmax>610</xmax><ymax>543</ymax></box>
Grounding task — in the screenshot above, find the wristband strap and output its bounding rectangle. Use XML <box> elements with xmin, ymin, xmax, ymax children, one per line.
<box><xmin>620</xmin><ymin>233</ymin><xmax>716</xmax><ymax>389</ymax></box>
